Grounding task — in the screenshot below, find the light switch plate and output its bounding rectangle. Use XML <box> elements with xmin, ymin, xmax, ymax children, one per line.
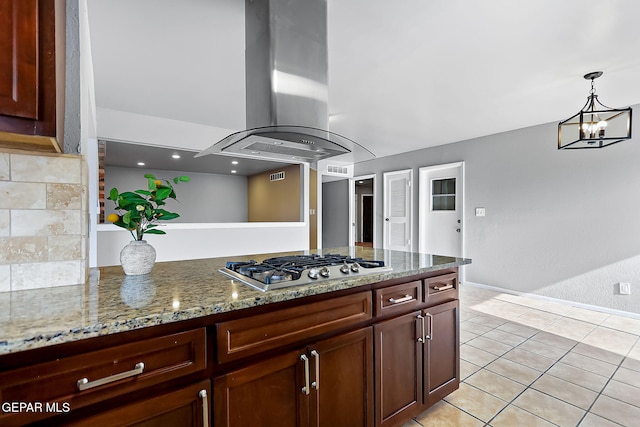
<box><xmin>475</xmin><ymin>207</ymin><xmax>486</xmax><ymax>217</ymax></box>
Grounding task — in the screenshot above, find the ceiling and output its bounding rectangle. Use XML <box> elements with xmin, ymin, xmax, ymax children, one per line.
<box><xmin>88</xmin><ymin>0</ymin><xmax>640</xmax><ymax>173</ymax></box>
<box><xmin>104</xmin><ymin>141</ymin><xmax>291</xmax><ymax>176</ymax></box>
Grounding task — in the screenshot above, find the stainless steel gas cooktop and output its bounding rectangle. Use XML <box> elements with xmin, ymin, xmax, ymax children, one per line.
<box><xmin>219</xmin><ymin>254</ymin><xmax>392</xmax><ymax>292</ymax></box>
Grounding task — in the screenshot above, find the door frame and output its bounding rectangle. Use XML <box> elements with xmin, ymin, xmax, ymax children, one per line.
<box><xmin>349</xmin><ymin>174</ymin><xmax>377</xmax><ymax>248</ymax></box>
<box><xmin>418</xmin><ymin>162</ymin><xmax>465</xmax><ymax>257</ymax></box>
<box><xmin>383</xmin><ymin>169</ymin><xmax>414</xmax><ymax>252</ymax></box>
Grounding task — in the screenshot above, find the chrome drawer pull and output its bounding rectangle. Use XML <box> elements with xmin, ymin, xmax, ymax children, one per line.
<box><xmin>311</xmin><ymin>350</ymin><xmax>319</xmax><ymax>390</ymax></box>
<box><xmin>300</xmin><ymin>354</ymin><xmax>310</xmax><ymax>395</ymax></box>
<box><xmin>199</xmin><ymin>389</ymin><xmax>209</xmax><ymax>427</ymax></box>
<box><xmin>77</xmin><ymin>362</ymin><xmax>145</xmax><ymax>391</ymax></box>
<box><xmin>433</xmin><ymin>284</ymin><xmax>453</xmax><ymax>291</ymax></box>
<box><xmin>417</xmin><ymin>315</ymin><xmax>425</xmax><ymax>343</ymax></box>
<box><xmin>425</xmin><ymin>313</ymin><xmax>433</xmax><ymax>340</ymax></box>
<box><xmin>389</xmin><ymin>294</ymin><xmax>413</xmax><ymax>304</ymax></box>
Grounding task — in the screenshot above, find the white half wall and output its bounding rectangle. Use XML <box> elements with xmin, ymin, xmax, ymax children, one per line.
<box><xmin>97</xmin><ymin>222</ymin><xmax>310</xmax><ymax>266</ymax></box>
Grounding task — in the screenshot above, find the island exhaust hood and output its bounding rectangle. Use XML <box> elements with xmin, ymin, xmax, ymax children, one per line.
<box><xmin>196</xmin><ymin>0</ymin><xmax>374</xmax><ymax>165</ymax></box>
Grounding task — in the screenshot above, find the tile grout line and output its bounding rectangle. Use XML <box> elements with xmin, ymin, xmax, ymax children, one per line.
<box><xmin>455</xmin><ymin>294</ymin><xmax>640</xmax><ymax>426</ymax></box>
<box><xmin>573</xmin><ymin>333</ymin><xmax>640</xmax><ymax>427</ymax></box>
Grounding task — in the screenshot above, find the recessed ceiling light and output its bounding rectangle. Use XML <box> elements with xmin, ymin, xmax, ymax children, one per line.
<box><xmin>137</xmin><ymin>162</ymin><xmax>145</xmax><ymax>166</ymax></box>
<box><xmin>172</xmin><ymin>154</ymin><xmax>181</xmax><ymax>159</ymax></box>
<box><xmin>231</xmin><ymin>160</ymin><xmax>239</xmax><ymax>165</ymax></box>
<box><xmin>231</xmin><ymin>170</ymin><xmax>237</xmax><ymax>174</ymax></box>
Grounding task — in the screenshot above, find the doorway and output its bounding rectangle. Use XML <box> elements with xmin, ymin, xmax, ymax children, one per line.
<box><xmin>350</xmin><ymin>175</ymin><xmax>377</xmax><ymax>248</ymax></box>
<box><xmin>352</xmin><ymin>177</ymin><xmax>374</xmax><ymax>247</ymax></box>
<box><xmin>419</xmin><ymin>162</ymin><xmax>464</xmax><ymax>257</ymax></box>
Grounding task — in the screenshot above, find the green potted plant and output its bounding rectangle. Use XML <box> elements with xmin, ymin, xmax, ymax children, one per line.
<box><xmin>107</xmin><ymin>173</ymin><xmax>190</xmax><ymax>275</ymax></box>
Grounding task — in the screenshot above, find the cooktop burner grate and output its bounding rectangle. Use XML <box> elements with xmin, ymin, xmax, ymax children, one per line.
<box><xmin>220</xmin><ymin>254</ymin><xmax>391</xmax><ymax>291</ymax></box>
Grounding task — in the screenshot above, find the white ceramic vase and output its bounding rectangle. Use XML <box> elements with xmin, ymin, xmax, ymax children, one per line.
<box><xmin>120</xmin><ymin>240</ymin><xmax>156</xmax><ymax>275</ymax></box>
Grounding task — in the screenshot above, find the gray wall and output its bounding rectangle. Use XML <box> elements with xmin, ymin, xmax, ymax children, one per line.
<box><xmin>356</xmin><ymin>104</ymin><xmax>640</xmax><ymax>314</ymax></box>
<box><xmin>104</xmin><ymin>167</ymin><xmax>248</xmax><ymax>223</ymax></box>
<box><xmin>322</xmin><ymin>179</ymin><xmax>350</xmax><ymax>248</ymax></box>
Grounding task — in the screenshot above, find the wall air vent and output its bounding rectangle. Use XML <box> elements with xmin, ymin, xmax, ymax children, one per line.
<box><xmin>327</xmin><ymin>165</ymin><xmax>349</xmax><ymax>176</ymax></box>
<box><xmin>270</xmin><ymin>171</ymin><xmax>286</xmax><ymax>181</ymax></box>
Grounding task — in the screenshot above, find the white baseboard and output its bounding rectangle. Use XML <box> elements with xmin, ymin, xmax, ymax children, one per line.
<box><xmin>463</xmin><ymin>281</ymin><xmax>640</xmax><ymax>321</ymax></box>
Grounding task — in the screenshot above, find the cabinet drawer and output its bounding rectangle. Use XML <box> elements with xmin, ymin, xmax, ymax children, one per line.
<box><xmin>66</xmin><ymin>380</ymin><xmax>211</xmax><ymax>427</ymax></box>
<box><xmin>374</xmin><ymin>280</ymin><xmax>421</xmax><ymax>317</ymax></box>
<box><xmin>424</xmin><ymin>273</ymin><xmax>458</xmax><ymax>304</ymax></box>
<box><xmin>217</xmin><ymin>291</ymin><xmax>372</xmax><ymax>363</ymax></box>
<box><xmin>0</xmin><ymin>328</ymin><xmax>206</xmax><ymax>426</ymax></box>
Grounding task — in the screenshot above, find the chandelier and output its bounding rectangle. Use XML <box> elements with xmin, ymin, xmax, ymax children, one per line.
<box><xmin>558</xmin><ymin>71</ymin><xmax>632</xmax><ymax>149</ymax></box>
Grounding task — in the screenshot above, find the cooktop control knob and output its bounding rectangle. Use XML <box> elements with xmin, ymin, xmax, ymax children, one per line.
<box><xmin>350</xmin><ymin>262</ymin><xmax>360</xmax><ymax>273</ymax></box>
<box><xmin>320</xmin><ymin>267</ymin><xmax>330</xmax><ymax>278</ymax></box>
<box><xmin>308</xmin><ymin>268</ymin><xmax>319</xmax><ymax>279</ymax></box>
<box><xmin>340</xmin><ymin>262</ymin><xmax>350</xmax><ymax>274</ymax></box>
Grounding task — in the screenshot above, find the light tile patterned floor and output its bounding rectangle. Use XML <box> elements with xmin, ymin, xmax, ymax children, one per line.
<box><xmin>404</xmin><ymin>285</ymin><xmax>640</xmax><ymax>427</ymax></box>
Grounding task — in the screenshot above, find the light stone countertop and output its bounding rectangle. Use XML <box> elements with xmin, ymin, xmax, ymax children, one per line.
<box><xmin>0</xmin><ymin>247</ymin><xmax>471</xmax><ymax>355</ymax></box>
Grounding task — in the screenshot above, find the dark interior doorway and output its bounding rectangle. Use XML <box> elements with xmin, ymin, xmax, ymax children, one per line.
<box><xmin>355</xmin><ymin>178</ymin><xmax>374</xmax><ymax>247</ymax></box>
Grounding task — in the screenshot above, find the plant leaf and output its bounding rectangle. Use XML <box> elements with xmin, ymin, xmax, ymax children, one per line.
<box><xmin>155</xmin><ymin>187</ymin><xmax>172</xmax><ymax>201</ymax></box>
<box><xmin>108</xmin><ymin>188</ymin><xmax>119</xmax><ymax>201</ymax></box>
<box><xmin>144</xmin><ymin>229</ymin><xmax>166</xmax><ymax>235</ymax></box>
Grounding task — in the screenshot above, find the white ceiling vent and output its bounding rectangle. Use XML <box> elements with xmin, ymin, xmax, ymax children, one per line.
<box><xmin>270</xmin><ymin>171</ymin><xmax>286</xmax><ymax>181</ymax></box>
<box><xmin>326</xmin><ymin>165</ymin><xmax>349</xmax><ymax>176</ymax></box>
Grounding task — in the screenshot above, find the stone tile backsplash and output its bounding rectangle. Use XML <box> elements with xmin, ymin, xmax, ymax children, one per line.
<box><xmin>0</xmin><ymin>150</ymin><xmax>88</xmax><ymax>291</ymax></box>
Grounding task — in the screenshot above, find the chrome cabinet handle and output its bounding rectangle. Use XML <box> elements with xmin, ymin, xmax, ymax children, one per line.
<box><xmin>425</xmin><ymin>313</ymin><xmax>433</xmax><ymax>340</ymax></box>
<box><xmin>417</xmin><ymin>315</ymin><xmax>425</xmax><ymax>343</ymax></box>
<box><xmin>389</xmin><ymin>294</ymin><xmax>413</xmax><ymax>304</ymax></box>
<box><xmin>300</xmin><ymin>354</ymin><xmax>310</xmax><ymax>395</ymax></box>
<box><xmin>433</xmin><ymin>284</ymin><xmax>454</xmax><ymax>291</ymax></box>
<box><xmin>311</xmin><ymin>350</ymin><xmax>319</xmax><ymax>390</ymax></box>
<box><xmin>199</xmin><ymin>389</ymin><xmax>209</xmax><ymax>427</ymax></box>
<box><xmin>77</xmin><ymin>362</ymin><xmax>145</xmax><ymax>391</ymax></box>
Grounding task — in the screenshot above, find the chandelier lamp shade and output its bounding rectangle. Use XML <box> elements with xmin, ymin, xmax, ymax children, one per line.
<box><xmin>558</xmin><ymin>71</ymin><xmax>632</xmax><ymax>149</ymax></box>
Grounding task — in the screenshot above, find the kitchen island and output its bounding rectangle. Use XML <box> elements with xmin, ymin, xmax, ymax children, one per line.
<box><xmin>0</xmin><ymin>247</ymin><xmax>470</xmax><ymax>426</ymax></box>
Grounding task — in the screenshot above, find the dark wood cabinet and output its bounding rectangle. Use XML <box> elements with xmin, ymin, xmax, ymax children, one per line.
<box><xmin>310</xmin><ymin>328</ymin><xmax>374</xmax><ymax>427</ymax></box>
<box><xmin>374</xmin><ymin>275</ymin><xmax>460</xmax><ymax>426</ymax></box>
<box><xmin>66</xmin><ymin>380</ymin><xmax>211</xmax><ymax>427</ymax></box>
<box><xmin>0</xmin><ymin>329</ymin><xmax>207</xmax><ymax>426</ymax></box>
<box><xmin>214</xmin><ymin>327</ymin><xmax>374</xmax><ymax>427</ymax></box>
<box><xmin>213</xmin><ymin>349</ymin><xmax>306</xmax><ymax>427</ymax></box>
<box><xmin>0</xmin><ymin>0</ymin><xmax>62</xmax><ymax>151</ymax></box>
<box><xmin>422</xmin><ymin>300</ymin><xmax>460</xmax><ymax>409</ymax></box>
<box><xmin>374</xmin><ymin>311</ymin><xmax>422</xmax><ymax>427</ymax></box>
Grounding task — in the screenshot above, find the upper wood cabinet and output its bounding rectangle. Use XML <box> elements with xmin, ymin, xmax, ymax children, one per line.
<box><xmin>0</xmin><ymin>0</ymin><xmax>62</xmax><ymax>152</ymax></box>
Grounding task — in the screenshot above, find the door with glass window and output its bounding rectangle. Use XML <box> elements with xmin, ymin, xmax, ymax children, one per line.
<box><xmin>419</xmin><ymin>163</ymin><xmax>463</xmax><ymax>257</ymax></box>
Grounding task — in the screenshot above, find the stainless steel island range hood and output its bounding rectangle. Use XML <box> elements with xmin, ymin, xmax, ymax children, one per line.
<box><xmin>196</xmin><ymin>0</ymin><xmax>374</xmax><ymax>165</ymax></box>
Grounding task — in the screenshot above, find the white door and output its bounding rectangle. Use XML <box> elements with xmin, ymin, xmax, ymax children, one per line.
<box><xmin>383</xmin><ymin>170</ymin><xmax>413</xmax><ymax>252</ymax></box>
<box><xmin>419</xmin><ymin>162</ymin><xmax>463</xmax><ymax>257</ymax></box>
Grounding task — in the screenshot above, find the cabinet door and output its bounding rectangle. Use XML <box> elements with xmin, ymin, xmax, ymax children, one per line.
<box><xmin>0</xmin><ymin>0</ymin><xmax>57</xmax><ymax>137</ymax></box>
<box><xmin>310</xmin><ymin>327</ymin><xmax>373</xmax><ymax>427</ymax></box>
<box><xmin>66</xmin><ymin>380</ymin><xmax>211</xmax><ymax>427</ymax></box>
<box><xmin>0</xmin><ymin>0</ymin><xmax>38</xmax><ymax>119</ymax></box>
<box><xmin>374</xmin><ymin>311</ymin><xmax>422</xmax><ymax>427</ymax></box>
<box><xmin>214</xmin><ymin>349</ymin><xmax>307</xmax><ymax>427</ymax></box>
<box><xmin>422</xmin><ymin>300</ymin><xmax>460</xmax><ymax>408</ymax></box>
